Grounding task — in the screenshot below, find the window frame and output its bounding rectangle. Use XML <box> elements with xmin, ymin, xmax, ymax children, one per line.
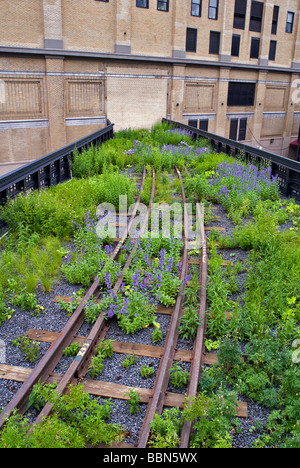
<box><xmin>227</xmin><ymin>82</ymin><xmax>256</xmax><ymax>107</ymax></box>
<box><xmin>231</xmin><ymin>34</ymin><xmax>241</xmax><ymax>57</ymax></box>
<box><xmin>208</xmin><ymin>0</ymin><xmax>219</xmax><ymax>20</ymax></box>
<box><xmin>191</xmin><ymin>0</ymin><xmax>202</xmax><ymax>17</ymax></box>
<box><xmin>199</xmin><ymin>119</ymin><xmax>209</xmax><ymax>131</ymax></box>
<box><xmin>269</xmin><ymin>40</ymin><xmax>277</xmax><ymax>61</ymax></box>
<box><xmin>233</xmin><ymin>0</ymin><xmax>247</xmax><ymax>30</ymax></box>
<box><xmin>136</xmin><ymin>0</ymin><xmax>149</xmax><ymax>8</ymax></box>
<box><xmin>249</xmin><ymin>0</ymin><xmax>264</xmax><ymax>33</ymax></box>
<box><xmin>229</xmin><ymin>118</ymin><xmax>248</xmax><ymax>141</ymax></box>
<box><xmin>271</xmin><ymin>5</ymin><xmax>279</xmax><ymax>35</ymax></box>
<box><xmin>157</xmin><ymin>0</ymin><xmax>169</xmax><ymax>12</ymax></box>
<box><xmin>286</xmin><ymin>11</ymin><xmax>295</xmax><ymax>33</ymax></box>
<box><xmin>250</xmin><ymin>37</ymin><xmax>260</xmax><ymax>59</ymax></box>
<box><xmin>186</xmin><ymin>27</ymin><xmax>198</xmax><ymax>52</ymax></box>
<box><xmin>209</xmin><ymin>31</ymin><xmax>221</xmax><ymax>55</ymax></box>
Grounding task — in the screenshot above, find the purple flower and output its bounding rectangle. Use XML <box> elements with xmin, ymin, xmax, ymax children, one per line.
<box><xmin>132</xmin><ymin>269</ymin><xmax>140</xmax><ymax>291</ymax></box>
<box><xmin>166</xmin><ymin>256</ymin><xmax>174</xmax><ymax>273</ymax></box>
<box><xmin>104</xmin><ymin>272</ymin><xmax>112</xmax><ymax>291</ymax></box>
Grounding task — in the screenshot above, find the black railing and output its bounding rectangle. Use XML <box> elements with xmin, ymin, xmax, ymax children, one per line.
<box><xmin>163</xmin><ymin>118</ymin><xmax>300</xmax><ymax>201</ymax></box>
<box><xmin>0</xmin><ymin>121</ymin><xmax>114</xmax><ymax>207</ymax></box>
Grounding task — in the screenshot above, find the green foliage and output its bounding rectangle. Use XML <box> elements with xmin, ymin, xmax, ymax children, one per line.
<box><xmin>63</xmin><ymin>342</ymin><xmax>81</xmax><ymax>357</ymax></box>
<box><xmin>116</xmin><ymin>292</ymin><xmax>156</xmax><ymax>334</ymax></box>
<box><xmin>149</xmin><ymin>408</ymin><xmax>183</xmax><ymax>448</ymax></box>
<box><xmin>122</xmin><ymin>354</ymin><xmax>138</xmax><ymax>368</ymax></box>
<box><xmin>12</xmin><ymin>335</ymin><xmax>40</xmax><ymax>363</ymax></box>
<box><xmin>169</xmin><ymin>362</ymin><xmax>189</xmax><ymax>388</ymax></box>
<box><xmin>0</xmin><ymin>231</ymin><xmax>63</xmax><ymax>295</ymax></box>
<box><xmin>140</xmin><ymin>364</ymin><xmax>154</xmax><ymax>379</ymax></box>
<box><xmin>124</xmin><ymin>389</ymin><xmax>141</xmax><ymax>415</ymax></box>
<box><xmin>0</xmin><ymin>174</ymin><xmax>135</xmax><ymax>239</ymax></box>
<box><xmin>152</xmin><ymin>325</ymin><xmax>163</xmax><ymax>344</ymax></box>
<box><xmin>88</xmin><ymin>340</ymin><xmax>114</xmax><ymax>378</ymax></box>
<box><xmin>0</xmin><ymin>293</ymin><xmax>14</xmax><ymax>325</ymax></box>
<box><xmin>182</xmin><ymin>390</ymin><xmax>238</xmax><ymax>448</ymax></box>
<box><xmin>0</xmin><ymin>383</ymin><xmax>124</xmax><ymax>448</ymax></box>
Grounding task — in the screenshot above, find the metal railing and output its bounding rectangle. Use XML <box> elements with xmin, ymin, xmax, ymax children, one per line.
<box><xmin>0</xmin><ymin>121</ymin><xmax>114</xmax><ymax>206</ymax></box>
<box><xmin>163</xmin><ymin>118</ymin><xmax>300</xmax><ymax>201</ymax></box>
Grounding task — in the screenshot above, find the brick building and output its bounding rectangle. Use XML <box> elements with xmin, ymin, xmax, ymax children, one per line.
<box><xmin>0</xmin><ymin>0</ymin><xmax>299</xmax><ymax>173</ymax></box>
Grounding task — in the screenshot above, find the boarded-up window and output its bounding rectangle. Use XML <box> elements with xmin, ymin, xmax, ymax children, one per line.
<box><xmin>264</xmin><ymin>86</ymin><xmax>287</xmax><ymax>111</ymax></box>
<box><xmin>262</xmin><ymin>115</ymin><xmax>285</xmax><ymax>137</ymax></box>
<box><xmin>292</xmin><ymin>113</ymin><xmax>300</xmax><ymax>135</ymax></box>
<box><xmin>67</xmin><ymin>81</ymin><xmax>103</xmax><ymax>116</ymax></box>
<box><xmin>184</xmin><ymin>83</ymin><xmax>215</xmax><ymax>112</ymax></box>
<box><xmin>0</xmin><ymin>80</ymin><xmax>42</xmax><ymax>116</ymax></box>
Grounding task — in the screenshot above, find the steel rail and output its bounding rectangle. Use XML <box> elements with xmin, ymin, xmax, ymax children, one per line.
<box><xmin>179</xmin><ymin>202</ymin><xmax>208</xmax><ymax>447</ymax></box>
<box><xmin>137</xmin><ymin>166</ymin><xmax>189</xmax><ymax>448</ymax></box>
<box><xmin>0</xmin><ymin>166</ymin><xmax>149</xmax><ymax>429</ymax></box>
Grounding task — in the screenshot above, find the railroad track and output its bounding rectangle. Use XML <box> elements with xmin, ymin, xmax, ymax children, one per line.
<box><xmin>0</xmin><ymin>165</ymin><xmax>248</xmax><ymax>447</ymax></box>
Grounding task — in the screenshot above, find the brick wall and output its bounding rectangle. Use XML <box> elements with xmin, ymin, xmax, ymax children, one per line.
<box><xmin>0</xmin><ymin>0</ymin><xmax>299</xmax><ymax>169</ymax></box>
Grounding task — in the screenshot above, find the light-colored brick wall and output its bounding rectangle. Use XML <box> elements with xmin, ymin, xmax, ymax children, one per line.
<box><xmin>0</xmin><ymin>0</ymin><xmax>299</xmax><ymax>169</ymax></box>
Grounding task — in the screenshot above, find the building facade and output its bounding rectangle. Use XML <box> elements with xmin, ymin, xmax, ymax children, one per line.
<box><xmin>0</xmin><ymin>0</ymin><xmax>299</xmax><ymax>172</ymax></box>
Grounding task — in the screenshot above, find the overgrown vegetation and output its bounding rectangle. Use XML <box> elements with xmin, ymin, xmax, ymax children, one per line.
<box><xmin>0</xmin><ymin>121</ymin><xmax>299</xmax><ymax>448</ymax></box>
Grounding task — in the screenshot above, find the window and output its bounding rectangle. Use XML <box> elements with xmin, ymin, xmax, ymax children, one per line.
<box><xmin>157</xmin><ymin>0</ymin><xmax>169</xmax><ymax>11</ymax></box>
<box><xmin>191</xmin><ymin>0</ymin><xmax>202</xmax><ymax>17</ymax></box>
<box><xmin>249</xmin><ymin>1</ymin><xmax>264</xmax><ymax>32</ymax></box>
<box><xmin>227</xmin><ymin>82</ymin><xmax>256</xmax><ymax>106</ymax></box>
<box><xmin>199</xmin><ymin>119</ymin><xmax>209</xmax><ymax>131</ymax></box>
<box><xmin>233</xmin><ymin>0</ymin><xmax>247</xmax><ymax>30</ymax></box>
<box><xmin>187</xmin><ymin>119</ymin><xmax>209</xmax><ymax>131</ymax></box>
<box><xmin>188</xmin><ymin>120</ymin><xmax>198</xmax><ymax>128</ymax></box>
<box><xmin>271</xmin><ymin>6</ymin><xmax>279</xmax><ymax>34</ymax></box>
<box><xmin>250</xmin><ymin>37</ymin><xmax>260</xmax><ymax>59</ymax></box>
<box><xmin>286</xmin><ymin>12</ymin><xmax>295</xmax><ymax>33</ymax></box>
<box><xmin>231</xmin><ymin>34</ymin><xmax>241</xmax><ymax>56</ymax></box>
<box><xmin>208</xmin><ymin>0</ymin><xmax>218</xmax><ymax>20</ymax></box>
<box><xmin>269</xmin><ymin>40</ymin><xmax>277</xmax><ymax>61</ymax></box>
<box><xmin>136</xmin><ymin>0</ymin><xmax>149</xmax><ymax>7</ymax></box>
<box><xmin>229</xmin><ymin>118</ymin><xmax>248</xmax><ymax>141</ymax></box>
<box><xmin>186</xmin><ymin>28</ymin><xmax>197</xmax><ymax>52</ymax></box>
<box><xmin>209</xmin><ymin>31</ymin><xmax>220</xmax><ymax>54</ymax></box>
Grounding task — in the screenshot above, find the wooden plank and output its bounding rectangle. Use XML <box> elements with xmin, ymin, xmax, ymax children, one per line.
<box><xmin>203</xmin><ymin>353</ymin><xmax>218</xmax><ymax>365</ymax></box>
<box><xmin>0</xmin><ymin>364</ymin><xmax>32</xmax><ymax>383</ymax></box>
<box><xmin>0</xmin><ymin>364</ymin><xmax>62</xmax><ymax>385</ymax></box>
<box><xmin>111</xmin><ymin>223</ymin><xmax>128</xmax><ymax>227</ymax></box>
<box><xmin>0</xmin><ymin>364</ymin><xmax>248</xmax><ymax>417</ymax></box>
<box><xmin>204</xmin><ymin>227</ymin><xmax>226</xmax><ymax>231</ymax></box>
<box><xmin>188</xmin><ymin>257</ymin><xmax>201</xmax><ymax>265</ymax></box>
<box><xmin>25</xmin><ymin>329</ymin><xmax>193</xmax><ymax>362</ymax></box>
<box><xmin>156</xmin><ymin>305</ymin><xmax>174</xmax><ymax>315</ymax></box>
<box><xmin>82</xmin><ymin>379</ymin><xmax>152</xmax><ymax>403</ymax></box>
<box><xmin>26</xmin><ymin>329</ymin><xmax>87</xmax><ymax>344</ymax></box>
<box><xmin>111</xmin><ymin>341</ymin><xmax>163</xmax><ymax>359</ymax></box>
